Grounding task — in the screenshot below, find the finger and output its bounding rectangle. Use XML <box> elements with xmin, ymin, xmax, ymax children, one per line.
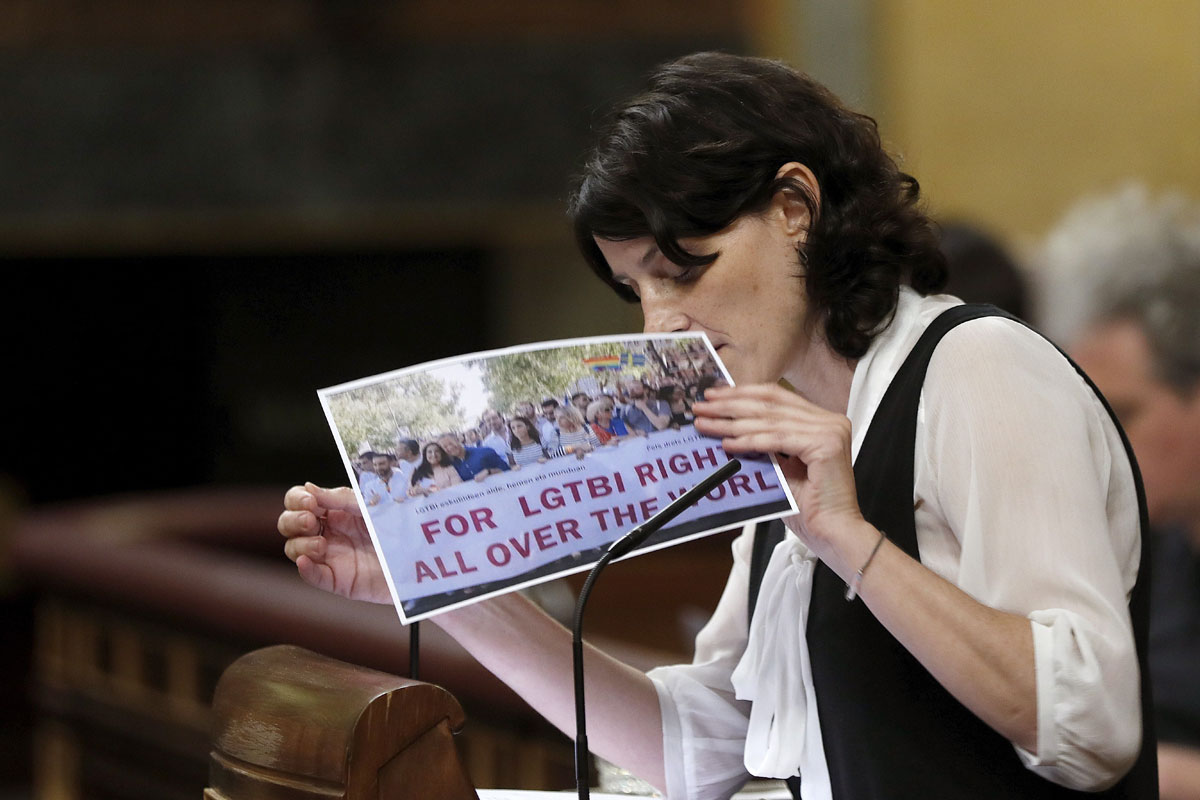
<box><xmin>304</xmin><ymin>483</ymin><xmax>361</xmax><ymax>513</ymax></box>
<box><xmin>720</xmin><ymin>429</ymin><xmax>847</xmax><ymax>462</ymax></box>
<box><xmin>694</xmin><ymin>389</ymin><xmax>813</xmax><ymax>421</ymax></box>
<box><xmin>715</xmin><ymin>381</ymin><xmax>802</xmax><ymax>398</ymax></box>
<box><xmin>284</xmin><ymin>534</ymin><xmax>326</xmax><ymax>563</ymax></box>
<box><xmin>295</xmin><ymin>554</ymin><xmax>335</xmax><ymax>593</ymax></box>
<box><xmin>278</xmin><ymin>508</ymin><xmax>322</xmax><ymax>538</ymax></box>
<box><xmin>283</xmin><ymin>484</ymin><xmax>318</xmax><ymax>512</ymax></box>
<box><xmin>700</xmin><ymin>383</ymin><xmax>798</xmax><ymax>404</ymax></box>
<box><xmin>695</xmin><ymin>412</ymin><xmax>825</xmax><ymax>440</ymax></box>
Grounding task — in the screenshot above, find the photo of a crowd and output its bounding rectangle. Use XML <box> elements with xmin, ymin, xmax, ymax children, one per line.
<box><xmin>344</xmin><ymin>337</ymin><xmax>729</xmax><ymax>510</ymax></box>
<box><xmin>319</xmin><ymin>332</ymin><xmax>795</xmax><ymax>622</ymax></box>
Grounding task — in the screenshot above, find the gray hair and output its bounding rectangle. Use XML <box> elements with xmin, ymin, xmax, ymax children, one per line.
<box><xmin>584</xmin><ymin>397</ymin><xmax>614</xmax><ymax>424</ymax></box>
<box><xmin>1102</xmin><ymin>261</ymin><xmax>1200</xmax><ymax>393</ymax></box>
<box><xmin>1032</xmin><ymin>184</ymin><xmax>1200</xmax><ymax>352</ymax></box>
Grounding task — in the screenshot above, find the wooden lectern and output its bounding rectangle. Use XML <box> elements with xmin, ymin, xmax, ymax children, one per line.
<box><xmin>205</xmin><ymin>645</ymin><xmax>479</xmax><ymax>800</ymax></box>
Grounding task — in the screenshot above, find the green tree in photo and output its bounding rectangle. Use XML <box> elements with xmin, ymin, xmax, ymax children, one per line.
<box><xmin>476</xmin><ymin>341</ymin><xmax>651</xmax><ymax>411</ymax></box>
<box><xmin>327</xmin><ymin>373</ymin><xmax>465</xmax><ymax>453</ymax></box>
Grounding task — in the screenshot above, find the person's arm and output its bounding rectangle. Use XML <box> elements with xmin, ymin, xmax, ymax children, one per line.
<box><xmin>482</xmin><ymin>448</ymin><xmax>511</xmax><ymax>472</ymax></box>
<box><xmin>436</xmin><ymin>594</ymin><xmax>667</xmax><ymax>790</ymax></box>
<box><xmin>635</xmin><ymin>398</ymin><xmax>672</xmax><ymax>431</ymax></box>
<box><xmin>1159</xmin><ymin>742</ymin><xmax>1200</xmax><ymax>800</ymax></box>
<box><xmin>279</xmin><ymin>483</ymin><xmax>668</xmax><ymax>792</ymax></box>
<box><xmin>693</xmin><ymin>320</ymin><xmax>1143</xmax><ymax>790</ymax></box>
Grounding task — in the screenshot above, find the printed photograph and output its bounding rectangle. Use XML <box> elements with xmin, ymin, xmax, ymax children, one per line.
<box><xmin>319</xmin><ymin>333</ymin><xmax>797</xmax><ymax>622</ymax></box>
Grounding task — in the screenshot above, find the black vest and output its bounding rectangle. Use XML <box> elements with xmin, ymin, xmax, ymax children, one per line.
<box><xmin>748</xmin><ymin>305</ymin><xmax>1157</xmax><ymax>799</ymax></box>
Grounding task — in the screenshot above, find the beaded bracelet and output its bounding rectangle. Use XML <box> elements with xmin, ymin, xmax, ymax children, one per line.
<box><xmin>844</xmin><ymin>529</ymin><xmax>887</xmax><ymax>601</ymax></box>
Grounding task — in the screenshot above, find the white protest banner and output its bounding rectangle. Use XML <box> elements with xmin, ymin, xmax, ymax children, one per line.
<box><xmin>319</xmin><ymin>333</ymin><xmax>797</xmax><ymax>623</ymax></box>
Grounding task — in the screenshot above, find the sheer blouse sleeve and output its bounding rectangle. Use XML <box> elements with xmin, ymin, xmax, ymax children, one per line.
<box><xmin>917</xmin><ymin>317</ymin><xmax>1143</xmax><ymax>791</ymax></box>
<box><xmin>646</xmin><ymin>527</ymin><xmax>756</xmax><ymax>800</ymax></box>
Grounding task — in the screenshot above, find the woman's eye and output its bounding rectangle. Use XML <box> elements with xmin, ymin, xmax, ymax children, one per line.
<box><xmin>672</xmin><ymin>265</ymin><xmax>702</xmax><ymax>284</ymax></box>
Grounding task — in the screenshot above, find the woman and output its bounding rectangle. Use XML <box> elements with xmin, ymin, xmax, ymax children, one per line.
<box><xmin>508</xmin><ymin>416</ymin><xmax>548</xmax><ymax>466</ymax></box>
<box><xmin>281</xmin><ymin>52</ymin><xmax>1152</xmax><ymax>799</ymax></box>
<box><xmin>585</xmin><ymin>397</ymin><xmax>634</xmax><ymax>445</ymax></box>
<box><xmin>547</xmin><ymin>405</ymin><xmax>599</xmax><ymax>458</ymax></box>
<box><xmin>407</xmin><ymin>442</ymin><xmax>462</xmax><ymax>495</ymax></box>
<box><xmin>658</xmin><ymin>384</ymin><xmax>693</xmax><ymax>427</ymax></box>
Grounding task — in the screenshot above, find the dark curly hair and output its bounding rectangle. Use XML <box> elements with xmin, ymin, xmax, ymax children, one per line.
<box><xmin>568</xmin><ymin>51</ymin><xmax>947</xmax><ymax>359</ymax></box>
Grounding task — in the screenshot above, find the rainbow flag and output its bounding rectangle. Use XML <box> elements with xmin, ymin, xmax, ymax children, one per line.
<box><xmin>584</xmin><ymin>355</ymin><xmax>621</xmax><ymax>371</ymax></box>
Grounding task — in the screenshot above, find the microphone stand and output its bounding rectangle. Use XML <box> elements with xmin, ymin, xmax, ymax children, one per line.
<box><xmin>571</xmin><ymin>458</ymin><xmax>742</xmax><ymax>800</ymax></box>
<box><xmin>409</xmin><ymin>621</ymin><xmax>420</xmax><ymax>680</ymax></box>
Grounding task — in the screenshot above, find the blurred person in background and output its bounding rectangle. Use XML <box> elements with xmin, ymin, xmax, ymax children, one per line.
<box><xmin>1044</xmin><ymin>187</ymin><xmax>1200</xmax><ymax>800</ymax></box>
<box><xmin>938</xmin><ymin>220</ymin><xmax>1030</xmax><ymax>319</ymax></box>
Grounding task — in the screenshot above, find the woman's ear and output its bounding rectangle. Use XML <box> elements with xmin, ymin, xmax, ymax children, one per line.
<box><xmin>772</xmin><ymin>161</ymin><xmax>820</xmax><ymax>239</ymax></box>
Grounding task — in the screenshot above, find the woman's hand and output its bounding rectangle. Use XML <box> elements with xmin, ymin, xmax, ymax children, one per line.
<box><xmin>697</xmin><ymin>384</ymin><xmax>1042</xmax><ymax>755</ymax></box>
<box><xmin>693</xmin><ymin>383</ymin><xmax>866</xmax><ymax>556</ymax></box>
<box><xmin>278</xmin><ymin>483</ymin><xmax>391</xmax><ymax>604</ymax></box>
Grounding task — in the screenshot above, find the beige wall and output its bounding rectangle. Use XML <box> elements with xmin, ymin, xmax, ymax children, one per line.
<box><xmin>870</xmin><ymin>0</ymin><xmax>1200</xmax><ymax>245</ymax></box>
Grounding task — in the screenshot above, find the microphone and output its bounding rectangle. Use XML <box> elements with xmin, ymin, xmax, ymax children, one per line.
<box><xmin>571</xmin><ymin>458</ymin><xmax>742</xmax><ymax>800</ymax></box>
<box><xmin>605</xmin><ymin>458</ymin><xmax>743</xmax><ymax>560</ymax></box>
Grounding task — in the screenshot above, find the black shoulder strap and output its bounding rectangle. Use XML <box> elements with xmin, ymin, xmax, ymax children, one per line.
<box><xmin>748</xmin><ymin>519</ymin><xmax>786</xmax><ymax>625</ymax></box>
<box><xmin>746</xmin><ymin>303</ymin><xmax>1153</xmax><ymax>636</ymax></box>
<box><xmin>748</xmin><ymin>304</ymin><xmax>1020</xmax><ymax>623</ymax></box>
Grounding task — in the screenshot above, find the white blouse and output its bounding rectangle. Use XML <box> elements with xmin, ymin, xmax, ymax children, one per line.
<box><xmin>647</xmin><ymin>289</ymin><xmax>1143</xmax><ymax>799</ymax></box>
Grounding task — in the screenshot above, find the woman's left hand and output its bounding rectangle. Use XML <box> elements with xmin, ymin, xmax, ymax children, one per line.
<box><xmin>693</xmin><ymin>383</ymin><xmax>865</xmax><ymax>555</ymax></box>
<box><xmin>699</xmin><ymin>383</ymin><xmax>1043</xmax><ymax>757</ymax></box>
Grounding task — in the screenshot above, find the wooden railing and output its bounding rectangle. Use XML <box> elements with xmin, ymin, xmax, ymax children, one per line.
<box><xmin>12</xmin><ymin>489</ymin><xmax>710</xmax><ymax>799</ymax></box>
<box><xmin>206</xmin><ymin>645</ymin><xmax>477</xmax><ymax>800</ymax></box>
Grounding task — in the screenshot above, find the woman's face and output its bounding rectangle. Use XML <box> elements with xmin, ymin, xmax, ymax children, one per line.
<box><xmin>556</xmin><ymin>410</ymin><xmax>580</xmax><ymax>432</ymax></box>
<box><xmin>595</xmin><ymin>185</ymin><xmax>811</xmax><ymax>386</ymax></box>
<box><xmin>509</xmin><ymin>419</ymin><xmax>530</xmax><ymax>440</ymax></box>
<box><xmin>425</xmin><ymin>444</ymin><xmax>443</xmax><ymax>465</ymax></box>
<box><xmin>596</xmin><ymin>405</ymin><xmax>613</xmax><ymax>425</ymax></box>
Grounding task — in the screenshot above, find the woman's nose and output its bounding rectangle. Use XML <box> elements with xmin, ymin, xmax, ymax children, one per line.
<box><xmin>640</xmin><ymin>294</ymin><xmax>689</xmax><ymax>334</ymax></box>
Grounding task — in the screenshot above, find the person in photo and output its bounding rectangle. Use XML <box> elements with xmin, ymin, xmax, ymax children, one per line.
<box><xmin>408</xmin><ymin>442</ymin><xmax>463</xmax><ymax>495</ymax></box>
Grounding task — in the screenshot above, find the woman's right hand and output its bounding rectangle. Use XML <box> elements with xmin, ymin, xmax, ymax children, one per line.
<box><xmin>278</xmin><ymin>482</ymin><xmax>391</xmax><ymax>604</ymax></box>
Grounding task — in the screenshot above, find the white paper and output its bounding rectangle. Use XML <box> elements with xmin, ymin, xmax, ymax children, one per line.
<box><xmin>319</xmin><ymin>333</ymin><xmax>797</xmax><ymax>623</ymax></box>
